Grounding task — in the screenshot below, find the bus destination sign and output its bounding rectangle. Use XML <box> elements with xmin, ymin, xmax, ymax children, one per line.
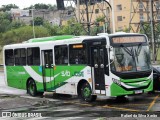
<box><xmin>112</xmin><ymin>36</ymin><xmax>146</xmax><ymax>44</ymax></box>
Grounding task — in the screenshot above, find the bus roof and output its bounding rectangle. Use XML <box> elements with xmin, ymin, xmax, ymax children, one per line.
<box><xmin>3</xmin><ymin>33</ymin><xmax>145</xmax><ymax>49</ymax></box>
<box><xmin>27</xmin><ymin>35</ymin><xmax>75</xmax><ymax>43</ymax></box>
<box><xmin>3</xmin><ymin>35</ymin><xmax>106</xmax><ymax>49</ymax></box>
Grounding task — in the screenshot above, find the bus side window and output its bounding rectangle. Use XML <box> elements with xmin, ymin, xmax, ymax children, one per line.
<box><xmin>69</xmin><ymin>44</ymin><xmax>87</xmax><ymax>65</ymax></box>
<box><xmin>14</xmin><ymin>48</ymin><xmax>26</xmax><ymax>66</ymax></box>
<box><xmin>21</xmin><ymin>48</ymin><xmax>26</xmax><ymax>65</ymax></box>
<box><xmin>27</xmin><ymin>47</ymin><xmax>40</xmax><ymax>65</ymax></box>
<box><xmin>5</xmin><ymin>49</ymin><xmax>14</xmax><ymax>66</ymax></box>
<box><xmin>54</xmin><ymin>45</ymin><xmax>68</xmax><ymax>65</ymax></box>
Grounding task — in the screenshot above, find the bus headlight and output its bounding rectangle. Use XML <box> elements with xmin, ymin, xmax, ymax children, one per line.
<box><xmin>112</xmin><ymin>78</ymin><xmax>121</xmax><ymax>86</ymax></box>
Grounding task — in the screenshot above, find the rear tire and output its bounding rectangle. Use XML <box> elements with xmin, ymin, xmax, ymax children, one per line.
<box><xmin>80</xmin><ymin>82</ymin><xmax>97</xmax><ymax>102</ymax></box>
<box><xmin>27</xmin><ymin>79</ymin><xmax>37</xmax><ymax>97</ymax></box>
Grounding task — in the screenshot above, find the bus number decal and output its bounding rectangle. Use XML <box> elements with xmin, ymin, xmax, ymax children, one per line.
<box><xmin>61</xmin><ymin>70</ymin><xmax>70</xmax><ymax>77</ymax></box>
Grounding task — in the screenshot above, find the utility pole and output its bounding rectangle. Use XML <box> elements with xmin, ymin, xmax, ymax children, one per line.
<box><xmin>110</xmin><ymin>0</ymin><xmax>115</xmax><ymax>33</ymax></box>
<box><xmin>32</xmin><ymin>6</ymin><xmax>35</xmax><ymax>38</ymax></box>
<box><xmin>77</xmin><ymin>0</ymin><xmax>80</xmax><ymax>23</ymax></box>
<box><xmin>150</xmin><ymin>0</ymin><xmax>155</xmax><ymax>63</ymax></box>
<box><xmin>85</xmin><ymin>0</ymin><xmax>90</xmax><ymax>35</ymax></box>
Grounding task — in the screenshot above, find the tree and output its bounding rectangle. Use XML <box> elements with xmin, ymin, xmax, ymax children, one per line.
<box><xmin>48</xmin><ymin>4</ymin><xmax>57</xmax><ymax>11</ymax></box>
<box><xmin>0</xmin><ymin>12</ymin><xmax>26</xmax><ymax>33</ymax></box>
<box><xmin>43</xmin><ymin>21</ymin><xmax>60</xmax><ymax>35</ymax></box>
<box><xmin>0</xmin><ymin>26</ymin><xmax>50</xmax><ymax>45</ymax></box>
<box><xmin>10</xmin><ymin>20</ymin><xmax>26</xmax><ymax>29</ymax></box>
<box><xmin>34</xmin><ymin>3</ymin><xmax>49</xmax><ymax>9</ymax></box>
<box><xmin>0</xmin><ymin>12</ymin><xmax>12</xmax><ymax>33</ymax></box>
<box><xmin>31</xmin><ymin>17</ymin><xmax>44</xmax><ymax>26</ymax></box>
<box><xmin>24</xmin><ymin>4</ymin><xmax>57</xmax><ymax>11</ymax></box>
<box><xmin>0</xmin><ymin>4</ymin><xmax>19</xmax><ymax>12</ymax></box>
<box><xmin>96</xmin><ymin>16</ymin><xmax>105</xmax><ymax>23</ymax></box>
<box><xmin>61</xmin><ymin>18</ymin><xmax>85</xmax><ymax>35</ymax></box>
<box><xmin>1</xmin><ymin>30</ymin><xmax>16</xmax><ymax>45</ymax></box>
<box><xmin>26</xmin><ymin>4</ymin><xmax>50</xmax><ymax>10</ymax></box>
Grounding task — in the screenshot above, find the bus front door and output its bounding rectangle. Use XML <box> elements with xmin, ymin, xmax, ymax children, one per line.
<box><xmin>42</xmin><ymin>50</ymin><xmax>53</xmax><ymax>91</ymax></box>
<box><xmin>92</xmin><ymin>47</ymin><xmax>105</xmax><ymax>94</ymax></box>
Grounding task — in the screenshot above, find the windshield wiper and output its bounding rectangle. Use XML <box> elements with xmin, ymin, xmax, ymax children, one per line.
<box><xmin>120</xmin><ymin>44</ymin><xmax>133</xmax><ymax>56</ymax></box>
<box><xmin>135</xmin><ymin>43</ymin><xmax>142</xmax><ymax>56</ymax></box>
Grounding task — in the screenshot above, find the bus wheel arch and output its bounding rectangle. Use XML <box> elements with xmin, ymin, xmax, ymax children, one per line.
<box><xmin>77</xmin><ymin>79</ymin><xmax>97</xmax><ymax>102</ymax></box>
<box><xmin>26</xmin><ymin>78</ymin><xmax>37</xmax><ymax>96</ymax></box>
<box><xmin>77</xmin><ymin>79</ymin><xmax>88</xmax><ymax>97</ymax></box>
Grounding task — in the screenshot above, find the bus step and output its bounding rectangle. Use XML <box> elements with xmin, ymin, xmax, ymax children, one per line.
<box><xmin>43</xmin><ymin>91</ymin><xmax>55</xmax><ymax>98</ymax></box>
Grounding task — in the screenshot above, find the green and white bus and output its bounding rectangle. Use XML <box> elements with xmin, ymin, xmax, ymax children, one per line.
<box><xmin>3</xmin><ymin>33</ymin><xmax>153</xmax><ymax>102</ymax></box>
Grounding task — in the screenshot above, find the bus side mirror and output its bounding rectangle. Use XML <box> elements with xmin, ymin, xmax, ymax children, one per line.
<box><xmin>109</xmin><ymin>47</ymin><xmax>114</xmax><ymax>60</ymax></box>
<box><xmin>110</xmin><ymin>51</ymin><xmax>114</xmax><ymax>60</ymax></box>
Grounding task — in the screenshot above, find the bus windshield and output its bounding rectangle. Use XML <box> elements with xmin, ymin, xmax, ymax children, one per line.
<box><xmin>111</xmin><ymin>45</ymin><xmax>151</xmax><ymax>73</ymax></box>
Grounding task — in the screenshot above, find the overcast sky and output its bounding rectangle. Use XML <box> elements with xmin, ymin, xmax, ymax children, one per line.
<box><xmin>0</xmin><ymin>0</ymin><xmax>57</xmax><ymax>9</ymax></box>
<box><xmin>0</xmin><ymin>0</ymin><xmax>110</xmax><ymax>9</ymax></box>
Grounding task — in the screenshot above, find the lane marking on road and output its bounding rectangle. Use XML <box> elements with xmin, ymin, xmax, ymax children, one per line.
<box><xmin>64</xmin><ymin>101</ymin><xmax>140</xmax><ymax>111</ymax></box>
<box><xmin>101</xmin><ymin>105</ymin><xmax>140</xmax><ymax>112</ymax></box>
<box><xmin>114</xmin><ymin>103</ymin><xmax>149</xmax><ymax>106</ymax></box>
<box><xmin>63</xmin><ymin>99</ymin><xmax>152</xmax><ymax>112</ymax></box>
<box><xmin>64</xmin><ymin>101</ymin><xmax>148</xmax><ymax>107</ymax></box>
<box><xmin>147</xmin><ymin>95</ymin><xmax>159</xmax><ymax>111</ymax></box>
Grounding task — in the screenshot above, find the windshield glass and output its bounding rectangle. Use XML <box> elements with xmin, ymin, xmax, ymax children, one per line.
<box><xmin>111</xmin><ymin>45</ymin><xmax>151</xmax><ymax>73</ymax></box>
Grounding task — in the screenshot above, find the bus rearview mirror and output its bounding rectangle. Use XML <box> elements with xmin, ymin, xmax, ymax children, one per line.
<box><xmin>110</xmin><ymin>51</ymin><xmax>114</xmax><ymax>60</ymax></box>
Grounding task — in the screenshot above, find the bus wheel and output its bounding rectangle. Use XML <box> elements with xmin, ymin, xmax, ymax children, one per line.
<box><xmin>116</xmin><ymin>95</ymin><xmax>127</xmax><ymax>101</ymax></box>
<box><xmin>80</xmin><ymin>82</ymin><xmax>97</xmax><ymax>102</ymax></box>
<box><xmin>27</xmin><ymin>79</ymin><xmax>37</xmax><ymax>97</ymax></box>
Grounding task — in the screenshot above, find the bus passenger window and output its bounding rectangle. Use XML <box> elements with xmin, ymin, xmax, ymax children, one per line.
<box><xmin>14</xmin><ymin>48</ymin><xmax>26</xmax><ymax>66</ymax></box>
<box><xmin>5</xmin><ymin>49</ymin><xmax>14</xmax><ymax>66</ymax></box>
<box><xmin>55</xmin><ymin>45</ymin><xmax>68</xmax><ymax>65</ymax></box>
<box><xmin>27</xmin><ymin>47</ymin><xmax>40</xmax><ymax>65</ymax></box>
<box><xmin>69</xmin><ymin>44</ymin><xmax>87</xmax><ymax>65</ymax></box>
<box><xmin>21</xmin><ymin>49</ymin><xmax>26</xmax><ymax>65</ymax></box>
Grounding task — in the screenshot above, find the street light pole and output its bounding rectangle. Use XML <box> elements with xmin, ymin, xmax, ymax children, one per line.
<box><xmin>150</xmin><ymin>0</ymin><xmax>155</xmax><ymax>63</ymax></box>
<box><xmin>110</xmin><ymin>0</ymin><xmax>115</xmax><ymax>33</ymax></box>
<box><xmin>32</xmin><ymin>7</ymin><xmax>35</xmax><ymax>38</ymax></box>
<box><xmin>77</xmin><ymin>0</ymin><xmax>80</xmax><ymax>23</ymax></box>
<box><xmin>85</xmin><ymin>0</ymin><xmax>90</xmax><ymax>35</ymax></box>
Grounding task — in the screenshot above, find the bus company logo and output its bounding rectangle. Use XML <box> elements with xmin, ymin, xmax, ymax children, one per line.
<box><xmin>74</xmin><ymin>71</ymin><xmax>84</xmax><ymax>77</ymax></box>
<box><xmin>2</xmin><ymin>112</ymin><xmax>11</xmax><ymax>117</ymax></box>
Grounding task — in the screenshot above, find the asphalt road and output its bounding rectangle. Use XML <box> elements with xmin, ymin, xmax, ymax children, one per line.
<box><xmin>0</xmin><ymin>93</ymin><xmax>160</xmax><ymax>120</ymax></box>
<box><xmin>0</xmin><ymin>71</ymin><xmax>160</xmax><ymax>119</ymax></box>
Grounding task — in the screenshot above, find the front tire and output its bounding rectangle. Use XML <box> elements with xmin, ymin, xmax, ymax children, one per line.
<box><xmin>27</xmin><ymin>79</ymin><xmax>37</xmax><ymax>96</ymax></box>
<box><xmin>80</xmin><ymin>82</ymin><xmax>97</xmax><ymax>102</ymax></box>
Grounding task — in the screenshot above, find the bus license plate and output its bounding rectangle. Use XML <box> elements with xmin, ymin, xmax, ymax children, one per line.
<box><xmin>135</xmin><ymin>90</ymin><xmax>143</xmax><ymax>94</ymax></box>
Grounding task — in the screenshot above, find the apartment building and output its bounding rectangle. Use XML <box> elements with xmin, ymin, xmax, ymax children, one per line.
<box><xmin>77</xmin><ymin>0</ymin><xmax>131</xmax><ymax>32</ymax></box>
<box><xmin>129</xmin><ymin>0</ymin><xmax>160</xmax><ymax>33</ymax></box>
<box><xmin>77</xmin><ymin>0</ymin><xmax>160</xmax><ymax>33</ymax></box>
<box><xmin>111</xmin><ymin>0</ymin><xmax>131</xmax><ymax>31</ymax></box>
<box><xmin>76</xmin><ymin>1</ymin><xmax>110</xmax><ymax>33</ymax></box>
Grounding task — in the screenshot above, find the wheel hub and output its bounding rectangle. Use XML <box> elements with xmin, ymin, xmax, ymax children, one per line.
<box><xmin>83</xmin><ymin>87</ymin><xmax>91</xmax><ymax>97</ymax></box>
